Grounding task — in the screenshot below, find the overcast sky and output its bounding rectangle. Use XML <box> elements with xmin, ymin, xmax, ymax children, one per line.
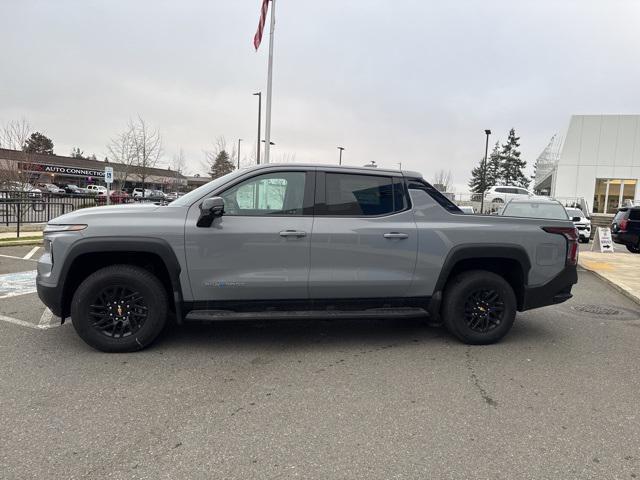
<box><xmin>2</xmin><ymin>0</ymin><xmax>639</xmax><ymax>191</ymax></box>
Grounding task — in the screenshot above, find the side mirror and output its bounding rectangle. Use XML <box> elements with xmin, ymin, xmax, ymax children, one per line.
<box><xmin>197</xmin><ymin>197</ymin><xmax>225</xmax><ymax>228</ymax></box>
<box><xmin>571</xmin><ymin>216</ymin><xmax>581</xmax><ymax>222</ymax></box>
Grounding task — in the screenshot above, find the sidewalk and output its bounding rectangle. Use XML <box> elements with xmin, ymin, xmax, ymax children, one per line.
<box><xmin>579</xmin><ymin>251</ymin><xmax>640</xmax><ymax>305</ymax></box>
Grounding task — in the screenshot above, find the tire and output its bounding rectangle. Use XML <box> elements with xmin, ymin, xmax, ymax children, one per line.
<box><xmin>71</xmin><ymin>265</ymin><xmax>168</xmax><ymax>352</ymax></box>
<box><xmin>442</xmin><ymin>270</ymin><xmax>517</xmax><ymax>345</ymax></box>
<box><xmin>626</xmin><ymin>244</ymin><xmax>640</xmax><ymax>254</ymax></box>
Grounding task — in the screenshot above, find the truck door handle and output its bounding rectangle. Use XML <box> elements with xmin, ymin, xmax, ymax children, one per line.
<box><xmin>279</xmin><ymin>230</ymin><xmax>307</xmax><ymax>238</ymax></box>
<box><xmin>383</xmin><ymin>232</ymin><xmax>409</xmax><ymax>239</ymax></box>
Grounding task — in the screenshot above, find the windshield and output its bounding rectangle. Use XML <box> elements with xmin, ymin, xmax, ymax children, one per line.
<box><xmin>502</xmin><ymin>202</ymin><xmax>569</xmax><ymax>220</ymax></box>
<box><xmin>171</xmin><ymin>170</ymin><xmax>247</xmax><ymax>207</ymax></box>
<box><xmin>566</xmin><ymin>208</ymin><xmax>583</xmax><ymax>218</ymax></box>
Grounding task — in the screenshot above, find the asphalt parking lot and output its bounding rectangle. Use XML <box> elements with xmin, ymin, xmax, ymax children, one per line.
<box><xmin>1</xmin><ymin>245</ymin><xmax>639</xmax><ymax>479</ymax></box>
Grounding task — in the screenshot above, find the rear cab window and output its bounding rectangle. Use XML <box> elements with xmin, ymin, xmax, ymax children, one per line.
<box><xmin>406</xmin><ymin>178</ymin><xmax>463</xmax><ymax>214</ymax></box>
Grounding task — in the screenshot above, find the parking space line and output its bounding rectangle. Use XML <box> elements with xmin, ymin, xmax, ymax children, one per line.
<box><xmin>38</xmin><ymin>308</ymin><xmax>54</xmax><ymax>327</ymax></box>
<box><xmin>23</xmin><ymin>247</ymin><xmax>40</xmax><ymax>260</ymax></box>
<box><xmin>0</xmin><ymin>313</ymin><xmax>62</xmax><ymax>330</ymax></box>
<box><xmin>0</xmin><ymin>253</ymin><xmax>38</xmax><ymax>262</ymax></box>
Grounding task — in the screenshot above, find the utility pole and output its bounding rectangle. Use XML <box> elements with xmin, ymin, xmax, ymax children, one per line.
<box><xmin>337</xmin><ymin>146</ymin><xmax>345</xmax><ymax>165</ymax></box>
<box><xmin>253</xmin><ymin>92</ymin><xmax>262</xmax><ymax>164</ymax></box>
<box><xmin>264</xmin><ymin>0</ymin><xmax>276</xmax><ymax>163</ymax></box>
<box><xmin>237</xmin><ymin>138</ymin><xmax>242</xmax><ymax>169</ymax></box>
<box><xmin>480</xmin><ymin>129</ymin><xmax>491</xmax><ymax>214</ymax></box>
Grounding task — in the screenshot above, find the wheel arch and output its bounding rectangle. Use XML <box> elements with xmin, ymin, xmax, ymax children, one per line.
<box><xmin>59</xmin><ymin>237</ymin><xmax>183</xmax><ymax>322</ymax></box>
<box><xmin>430</xmin><ymin>244</ymin><xmax>532</xmax><ymax>316</ymax></box>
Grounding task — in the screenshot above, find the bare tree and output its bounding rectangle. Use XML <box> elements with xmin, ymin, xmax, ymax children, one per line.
<box><xmin>107</xmin><ymin>127</ymin><xmax>136</xmax><ymax>187</ymax></box>
<box><xmin>108</xmin><ymin>117</ymin><xmax>163</xmax><ymax>194</ymax></box>
<box><xmin>0</xmin><ymin>118</ymin><xmax>31</xmax><ymax>150</ymax></box>
<box><xmin>130</xmin><ymin>116</ymin><xmax>163</xmax><ymax>193</ymax></box>
<box><xmin>432</xmin><ymin>169</ymin><xmax>452</xmax><ymax>192</ymax></box>
<box><xmin>170</xmin><ymin>148</ymin><xmax>187</xmax><ymax>191</ymax></box>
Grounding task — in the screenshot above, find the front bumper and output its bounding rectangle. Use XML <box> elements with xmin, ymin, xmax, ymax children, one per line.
<box><xmin>521</xmin><ymin>265</ymin><xmax>578</xmax><ymax>311</ymax></box>
<box><xmin>36</xmin><ymin>279</ymin><xmax>64</xmax><ymax>318</ymax></box>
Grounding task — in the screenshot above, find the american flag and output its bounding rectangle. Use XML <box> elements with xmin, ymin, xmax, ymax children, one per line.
<box><xmin>253</xmin><ymin>0</ymin><xmax>270</xmax><ymax>51</ymax></box>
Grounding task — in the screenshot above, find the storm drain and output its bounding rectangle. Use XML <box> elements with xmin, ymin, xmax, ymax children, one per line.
<box><xmin>571</xmin><ymin>304</ymin><xmax>621</xmax><ymax>316</ymax></box>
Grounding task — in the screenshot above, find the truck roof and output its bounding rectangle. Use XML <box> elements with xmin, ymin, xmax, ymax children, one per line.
<box><xmin>242</xmin><ymin>163</ymin><xmax>423</xmax><ymax>179</ymax></box>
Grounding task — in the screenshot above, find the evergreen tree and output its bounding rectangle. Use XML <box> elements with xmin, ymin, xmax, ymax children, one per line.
<box><xmin>498</xmin><ymin>128</ymin><xmax>529</xmax><ymax>188</ymax></box>
<box><xmin>468</xmin><ymin>142</ymin><xmax>502</xmax><ymax>194</ymax></box>
<box><xmin>23</xmin><ymin>132</ymin><xmax>54</xmax><ymax>155</ymax></box>
<box><xmin>468</xmin><ymin>159</ymin><xmax>487</xmax><ymax>194</ymax></box>
<box><xmin>210</xmin><ymin>150</ymin><xmax>235</xmax><ymax>179</ymax></box>
<box><xmin>485</xmin><ymin>142</ymin><xmax>502</xmax><ymax>187</ymax></box>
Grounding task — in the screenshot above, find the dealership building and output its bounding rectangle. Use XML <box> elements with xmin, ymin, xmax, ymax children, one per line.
<box><xmin>534</xmin><ymin>115</ymin><xmax>640</xmax><ymax>214</ymax></box>
<box><xmin>0</xmin><ymin>148</ymin><xmax>188</xmax><ymax>192</ymax></box>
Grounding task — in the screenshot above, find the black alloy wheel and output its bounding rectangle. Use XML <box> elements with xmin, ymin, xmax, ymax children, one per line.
<box><xmin>463</xmin><ymin>289</ymin><xmax>505</xmax><ymax>333</ymax></box>
<box><xmin>71</xmin><ymin>265</ymin><xmax>168</xmax><ymax>352</ymax></box>
<box><xmin>442</xmin><ymin>270</ymin><xmax>517</xmax><ymax>345</ymax></box>
<box><xmin>89</xmin><ymin>286</ymin><xmax>149</xmax><ymax>339</ymax></box>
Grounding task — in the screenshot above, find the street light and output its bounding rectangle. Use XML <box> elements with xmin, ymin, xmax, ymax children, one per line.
<box><xmin>480</xmin><ymin>129</ymin><xmax>491</xmax><ymax>214</ymax></box>
<box><xmin>261</xmin><ymin>140</ymin><xmax>275</xmax><ymax>146</ymax></box>
<box><xmin>337</xmin><ymin>146</ymin><xmax>345</xmax><ymax>165</ymax></box>
<box><xmin>253</xmin><ymin>92</ymin><xmax>262</xmax><ymax>164</ymax></box>
<box><xmin>237</xmin><ymin>138</ymin><xmax>242</xmax><ymax>169</ymax></box>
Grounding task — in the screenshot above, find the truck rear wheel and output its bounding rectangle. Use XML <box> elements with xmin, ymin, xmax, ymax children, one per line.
<box><xmin>71</xmin><ymin>265</ymin><xmax>168</xmax><ymax>352</ymax></box>
<box><xmin>442</xmin><ymin>270</ymin><xmax>516</xmax><ymax>345</ymax></box>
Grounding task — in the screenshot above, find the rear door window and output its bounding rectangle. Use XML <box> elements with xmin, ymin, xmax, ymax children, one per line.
<box><xmin>318</xmin><ymin>173</ymin><xmax>407</xmax><ymax>216</ymax></box>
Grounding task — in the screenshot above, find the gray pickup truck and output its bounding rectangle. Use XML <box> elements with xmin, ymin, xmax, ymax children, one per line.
<box><xmin>37</xmin><ymin>164</ymin><xmax>578</xmax><ymax>352</ymax></box>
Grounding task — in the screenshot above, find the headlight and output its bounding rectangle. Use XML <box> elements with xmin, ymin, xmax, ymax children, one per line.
<box><xmin>43</xmin><ymin>224</ymin><xmax>87</xmax><ymax>233</ymax></box>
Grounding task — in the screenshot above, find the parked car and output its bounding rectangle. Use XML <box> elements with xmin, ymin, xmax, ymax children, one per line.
<box><xmin>499</xmin><ymin>197</ymin><xmax>570</xmax><ymax>220</ymax></box>
<box><xmin>457</xmin><ymin>205</ymin><xmax>475</xmax><ymax>214</ymax></box>
<box><xmin>484</xmin><ymin>186</ymin><xmax>534</xmax><ymax>204</ymax></box>
<box><xmin>132</xmin><ymin>188</ymin><xmax>155</xmax><ymax>199</ymax></box>
<box><xmin>165</xmin><ymin>191</ymin><xmax>180</xmax><ymax>201</ymax></box>
<box><xmin>37</xmin><ymin>164</ymin><xmax>578</xmax><ymax>352</ymax></box>
<box><xmin>2</xmin><ymin>181</ymin><xmax>42</xmax><ymax>198</ymax></box>
<box><xmin>109</xmin><ymin>190</ymin><xmax>130</xmax><ymax>204</ymax></box>
<box><xmin>86</xmin><ymin>184</ymin><xmax>107</xmax><ymax>195</ymax></box>
<box><xmin>565</xmin><ymin>207</ymin><xmax>591</xmax><ymax>243</ymax></box>
<box><xmin>65</xmin><ymin>185</ymin><xmax>88</xmax><ymax>195</ymax></box>
<box><xmin>39</xmin><ymin>183</ymin><xmax>66</xmax><ymax>195</ymax></box>
<box><xmin>151</xmin><ymin>190</ymin><xmax>166</xmax><ymax>200</ymax></box>
<box><xmin>611</xmin><ymin>206</ymin><xmax>640</xmax><ymax>253</ymax></box>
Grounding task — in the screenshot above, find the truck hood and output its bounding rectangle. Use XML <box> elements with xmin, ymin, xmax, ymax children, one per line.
<box><xmin>49</xmin><ymin>203</ymin><xmax>162</xmax><ymax>225</ymax></box>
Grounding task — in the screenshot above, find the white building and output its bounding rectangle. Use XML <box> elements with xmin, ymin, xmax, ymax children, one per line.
<box><xmin>534</xmin><ymin>115</ymin><xmax>640</xmax><ymax>214</ymax></box>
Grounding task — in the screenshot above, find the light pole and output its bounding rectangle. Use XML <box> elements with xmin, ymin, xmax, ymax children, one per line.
<box><xmin>337</xmin><ymin>146</ymin><xmax>345</xmax><ymax>165</ymax></box>
<box><xmin>480</xmin><ymin>129</ymin><xmax>491</xmax><ymax>214</ymax></box>
<box><xmin>237</xmin><ymin>138</ymin><xmax>242</xmax><ymax>169</ymax></box>
<box><xmin>253</xmin><ymin>92</ymin><xmax>262</xmax><ymax>164</ymax></box>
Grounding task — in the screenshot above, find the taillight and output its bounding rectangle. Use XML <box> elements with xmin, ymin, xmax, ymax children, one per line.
<box><xmin>619</xmin><ymin>218</ymin><xmax>629</xmax><ymax>232</ymax></box>
<box><xmin>542</xmin><ymin>226</ymin><xmax>579</xmax><ymax>266</ymax></box>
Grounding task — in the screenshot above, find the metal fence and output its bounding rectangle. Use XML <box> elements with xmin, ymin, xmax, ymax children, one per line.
<box><xmin>0</xmin><ymin>190</ymin><xmax>159</xmax><ymax>237</ymax></box>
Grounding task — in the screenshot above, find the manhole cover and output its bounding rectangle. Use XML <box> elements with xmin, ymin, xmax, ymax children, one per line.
<box><xmin>571</xmin><ymin>304</ymin><xmax>620</xmax><ymax>315</ymax></box>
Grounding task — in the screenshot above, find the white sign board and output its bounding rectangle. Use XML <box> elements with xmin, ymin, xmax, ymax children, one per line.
<box><xmin>104</xmin><ymin>166</ymin><xmax>114</xmax><ymax>184</ymax></box>
<box><xmin>591</xmin><ymin>226</ymin><xmax>614</xmax><ymax>253</ymax></box>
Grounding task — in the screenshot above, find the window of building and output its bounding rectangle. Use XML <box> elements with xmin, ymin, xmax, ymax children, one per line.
<box><xmin>592</xmin><ymin>179</ymin><xmax>637</xmax><ymax>214</ymax></box>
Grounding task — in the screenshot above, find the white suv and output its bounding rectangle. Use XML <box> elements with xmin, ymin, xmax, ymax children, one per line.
<box><xmin>485</xmin><ymin>186</ymin><xmax>532</xmax><ymax>204</ymax></box>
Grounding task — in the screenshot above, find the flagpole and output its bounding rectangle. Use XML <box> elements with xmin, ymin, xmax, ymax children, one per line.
<box><xmin>264</xmin><ymin>0</ymin><xmax>276</xmax><ymax>164</ymax></box>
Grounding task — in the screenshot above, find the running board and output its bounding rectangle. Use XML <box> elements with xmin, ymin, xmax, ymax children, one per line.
<box><xmin>184</xmin><ymin>307</ymin><xmax>428</xmax><ymax>322</ymax></box>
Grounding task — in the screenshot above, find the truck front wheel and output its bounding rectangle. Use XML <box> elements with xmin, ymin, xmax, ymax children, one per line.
<box><xmin>442</xmin><ymin>270</ymin><xmax>517</xmax><ymax>345</ymax></box>
<box><xmin>71</xmin><ymin>265</ymin><xmax>168</xmax><ymax>352</ymax></box>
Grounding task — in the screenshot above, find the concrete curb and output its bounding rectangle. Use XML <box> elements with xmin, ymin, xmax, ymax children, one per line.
<box><xmin>579</xmin><ymin>263</ymin><xmax>640</xmax><ymax>306</ymax></box>
<box><xmin>0</xmin><ymin>240</ymin><xmax>43</xmax><ymax>247</ymax></box>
